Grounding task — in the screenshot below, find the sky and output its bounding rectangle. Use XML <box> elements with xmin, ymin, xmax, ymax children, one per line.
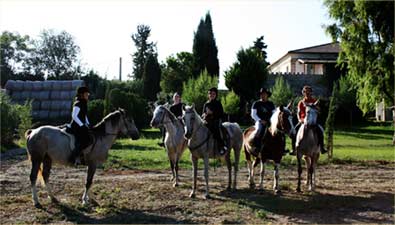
<box><xmin>0</xmin><ymin>0</ymin><xmax>333</xmax><ymax>89</ymax></box>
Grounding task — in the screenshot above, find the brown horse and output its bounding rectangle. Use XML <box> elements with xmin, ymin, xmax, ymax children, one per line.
<box><xmin>25</xmin><ymin>109</ymin><xmax>139</xmax><ymax>208</ymax></box>
<box><xmin>243</xmin><ymin>104</ymin><xmax>294</xmax><ymax>193</ymax></box>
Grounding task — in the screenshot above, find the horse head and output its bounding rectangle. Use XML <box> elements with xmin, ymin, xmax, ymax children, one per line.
<box><xmin>118</xmin><ymin>108</ymin><xmax>140</xmax><ymax>140</ymax></box>
<box><xmin>270</xmin><ymin>103</ymin><xmax>295</xmax><ymax>137</ymax></box>
<box><xmin>150</xmin><ymin>105</ymin><xmax>166</xmax><ymax>128</ymax></box>
<box><xmin>304</xmin><ymin>100</ymin><xmax>319</xmax><ymax>126</ymax></box>
<box><xmin>182</xmin><ymin>104</ymin><xmax>198</xmax><ymax>139</ymax></box>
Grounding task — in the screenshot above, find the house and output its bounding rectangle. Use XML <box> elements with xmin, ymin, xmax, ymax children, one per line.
<box><xmin>268</xmin><ymin>42</ymin><xmax>340</xmax><ymax>75</ymax></box>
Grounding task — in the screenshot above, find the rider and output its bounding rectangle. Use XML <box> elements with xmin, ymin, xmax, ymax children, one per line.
<box><xmin>290</xmin><ymin>85</ymin><xmax>327</xmax><ymax>155</ymax></box>
<box><xmin>202</xmin><ymin>87</ymin><xmax>227</xmax><ymax>155</ymax></box>
<box><xmin>158</xmin><ymin>92</ymin><xmax>184</xmax><ymax>147</ymax></box>
<box><xmin>251</xmin><ymin>87</ymin><xmax>275</xmax><ymax>149</ymax></box>
<box><xmin>68</xmin><ymin>86</ymin><xmax>91</xmax><ymax>164</ymax></box>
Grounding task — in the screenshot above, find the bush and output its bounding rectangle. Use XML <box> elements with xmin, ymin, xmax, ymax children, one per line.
<box><xmin>88</xmin><ymin>99</ymin><xmax>104</xmax><ymax>125</ymax></box>
<box><xmin>270</xmin><ymin>76</ymin><xmax>293</xmax><ymax>106</ymax></box>
<box><xmin>182</xmin><ymin>69</ymin><xmax>218</xmax><ymax>113</ymax></box>
<box><xmin>0</xmin><ymin>92</ymin><xmax>32</xmax><ymax>146</ymax></box>
<box><xmin>221</xmin><ymin>91</ymin><xmax>240</xmax><ymax>115</ymax></box>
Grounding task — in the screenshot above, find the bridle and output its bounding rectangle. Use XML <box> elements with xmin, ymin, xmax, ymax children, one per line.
<box><xmin>183</xmin><ymin>110</ymin><xmax>209</xmax><ymax>150</ymax></box>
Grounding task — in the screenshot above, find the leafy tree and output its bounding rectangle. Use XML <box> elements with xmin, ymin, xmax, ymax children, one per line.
<box><xmin>270</xmin><ymin>76</ymin><xmax>293</xmax><ymax>106</ymax></box>
<box><xmin>337</xmin><ymin>75</ymin><xmax>357</xmax><ymax>126</ymax></box>
<box><xmin>324</xmin><ymin>0</ymin><xmax>394</xmax><ymax>114</ymax></box>
<box><xmin>221</xmin><ymin>91</ymin><xmax>240</xmax><ymax>121</ymax></box>
<box><xmin>160</xmin><ymin>52</ymin><xmax>194</xmax><ymax>94</ymax></box>
<box><xmin>131</xmin><ymin>24</ymin><xmax>156</xmax><ymax>80</ymax></box>
<box><xmin>192</xmin><ymin>12</ymin><xmax>219</xmax><ymax>77</ymax></box>
<box><xmin>253</xmin><ymin>36</ymin><xmax>268</xmax><ymax>61</ymax></box>
<box><xmin>0</xmin><ymin>31</ymin><xmax>36</xmax><ymax>86</ymax></box>
<box><xmin>81</xmin><ymin>70</ymin><xmax>105</xmax><ymax>99</ymax></box>
<box><xmin>325</xmin><ymin>82</ymin><xmax>338</xmax><ymax>159</ymax></box>
<box><xmin>224</xmin><ymin>46</ymin><xmax>268</xmax><ymax>107</ymax></box>
<box><xmin>30</xmin><ymin>29</ymin><xmax>81</xmax><ymax>79</ymax></box>
<box><xmin>182</xmin><ymin>69</ymin><xmax>218</xmax><ymax>113</ymax></box>
<box><xmin>143</xmin><ymin>54</ymin><xmax>161</xmax><ymax>101</ymax></box>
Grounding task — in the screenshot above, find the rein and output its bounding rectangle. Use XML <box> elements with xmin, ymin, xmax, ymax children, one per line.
<box><xmin>185</xmin><ymin>111</ymin><xmax>210</xmax><ymax>151</ymax></box>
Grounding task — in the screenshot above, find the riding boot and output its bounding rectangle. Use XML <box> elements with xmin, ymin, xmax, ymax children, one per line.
<box><xmin>218</xmin><ymin>138</ymin><xmax>228</xmax><ymax>155</ymax></box>
<box><xmin>290</xmin><ymin>135</ymin><xmax>297</xmax><ymax>155</ymax></box>
<box><xmin>157</xmin><ymin>127</ymin><xmax>165</xmax><ymax>147</ymax></box>
<box><xmin>316</xmin><ymin>127</ymin><xmax>327</xmax><ymax>154</ymax></box>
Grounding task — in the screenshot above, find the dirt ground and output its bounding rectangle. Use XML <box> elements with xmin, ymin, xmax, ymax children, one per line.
<box><xmin>1</xmin><ymin>151</ymin><xmax>394</xmax><ymax>224</ymax></box>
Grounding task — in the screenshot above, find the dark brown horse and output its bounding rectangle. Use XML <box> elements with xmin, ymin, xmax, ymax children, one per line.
<box><xmin>243</xmin><ymin>104</ymin><xmax>294</xmax><ymax>193</ymax></box>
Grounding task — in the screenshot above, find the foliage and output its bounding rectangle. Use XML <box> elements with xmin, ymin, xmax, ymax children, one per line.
<box><xmin>30</xmin><ymin>29</ymin><xmax>82</xmax><ymax>79</ymax></box>
<box><xmin>270</xmin><ymin>76</ymin><xmax>293</xmax><ymax>106</ymax></box>
<box><xmin>0</xmin><ymin>31</ymin><xmax>38</xmax><ymax>86</ymax></box>
<box><xmin>324</xmin><ymin>0</ymin><xmax>394</xmax><ymax>114</ymax></box>
<box><xmin>160</xmin><ymin>52</ymin><xmax>194</xmax><ymax>94</ymax></box>
<box><xmin>81</xmin><ymin>70</ymin><xmax>106</xmax><ymax>99</ymax></box>
<box><xmin>131</xmin><ymin>24</ymin><xmax>156</xmax><ymax>80</ymax></box>
<box><xmin>192</xmin><ymin>11</ymin><xmax>219</xmax><ymax>77</ymax></box>
<box><xmin>88</xmin><ymin>99</ymin><xmax>105</xmax><ymax>125</ymax></box>
<box><xmin>221</xmin><ymin>91</ymin><xmax>240</xmax><ymax>115</ymax></box>
<box><xmin>143</xmin><ymin>54</ymin><xmax>161</xmax><ymax>101</ymax></box>
<box><xmin>224</xmin><ymin>46</ymin><xmax>268</xmax><ymax>104</ymax></box>
<box><xmin>325</xmin><ymin>82</ymin><xmax>338</xmax><ymax>159</ymax></box>
<box><xmin>0</xmin><ymin>92</ymin><xmax>32</xmax><ymax>145</ymax></box>
<box><xmin>182</xmin><ymin>69</ymin><xmax>218</xmax><ymax>114</ymax></box>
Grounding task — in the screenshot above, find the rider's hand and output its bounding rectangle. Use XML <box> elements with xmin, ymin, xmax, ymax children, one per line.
<box><xmin>260</xmin><ymin>120</ymin><xmax>267</xmax><ymax>125</ymax></box>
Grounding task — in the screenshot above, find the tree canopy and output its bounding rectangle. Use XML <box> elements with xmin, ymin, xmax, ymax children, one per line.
<box><xmin>160</xmin><ymin>52</ymin><xmax>194</xmax><ymax>94</ymax></box>
<box><xmin>324</xmin><ymin>0</ymin><xmax>394</xmax><ymax>113</ymax></box>
<box><xmin>131</xmin><ymin>24</ymin><xmax>156</xmax><ymax>80</ymax></box>
<box><xmin>143</xmin><ymin>54</ymin><xmax>161</xmax><ymax>101</ymax></box>
<box><xmin>192</xmin><ymin>11</ymin><xmax>219</xmax><ymax>77</ymax></box>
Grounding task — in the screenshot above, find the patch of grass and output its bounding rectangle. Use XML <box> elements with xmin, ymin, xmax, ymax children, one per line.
<box><xmin>255</xmin><ymin>209</ymin><xmax>268</xmax><ymax>219</ymax></box>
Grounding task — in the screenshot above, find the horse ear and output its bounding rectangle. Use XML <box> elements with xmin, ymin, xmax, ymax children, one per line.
<box><xmin>182</xmin><ymin>104</ymin><xmax>186</xmax><ymax>111</ymax></box>
<box><xmin>191</xmin><ymin>103</ymin><xmax>195</xmax><ymax>110</ymax></box>
<box><xmin>286</xmin><ymin>100</ymin><xmax>293</xmax><ymax>109</ymax></box>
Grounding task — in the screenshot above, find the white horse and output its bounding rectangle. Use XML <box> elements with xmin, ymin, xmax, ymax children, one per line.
<box><xmin>150</xmin><ymin>105</ymin><xmax>187</xmax><ymax>187</ymax></box>
<box><xmin>182</xmin><ymin>105</ymin><xmax>243</xmax><ymax>199</ymax></box>
<box><xmin>295</xmin><ymin>101</ymin><xmax>321</xmax><ymax>192</ymax></box>
<box><xmin>25</xmin><ymin>109</ymin><xmax>139</xmax><ymax>207</ymax></box>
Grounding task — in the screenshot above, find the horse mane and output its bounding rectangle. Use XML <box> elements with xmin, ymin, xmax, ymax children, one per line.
<box><xmin>160</xmin><ymin>105</ymin><xmax>177</xmax><ymax>123</ymax></box>
<box><xmin>185</xmin><ymin>106</ymin><xmax>204</xmax><ymax>124</ymax></box>
<box><xmin>91</xmin><ymin>110</ymin><xmax>122</xmax><ymax>137</ymax></box>
<box><xmin>269</xmin><ymin>106</ymin><xmax>291</xmax><ymax>135</ymax></box>
<box><xmin>305</xmin><ymin>105</ymin><xmax>318</xmax><ymax>125</ymax></box>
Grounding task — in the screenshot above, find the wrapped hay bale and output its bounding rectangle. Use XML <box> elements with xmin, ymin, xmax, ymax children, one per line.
<box><xmin>43</xmin><ymin>81</ymin><xmax>54</xmax><ymax>90</ymax></box>
<box><xmin>23</xmin><ymin>81</ymin><xmax>34</xmax><ymax>91</ymax></box>
<box><xmin>13</xmin><ymin>80</ymin><xmax>24</xmax><ymax>91</ymax></box>
<box><xmin>52</xmin><ymin>81</ymin><xmax>62</xmax><ymax>90</ymax></box>
<box><xmin>49</xmin><ymin>111</ymin><xmax>60</xmax><ymax>119</ymax></box>
<box><xmin>4</xmin><ymin>80</ymin><xmax>15</xmax><ymax>90</ymax></box>
<box><xmin>50</xmin><ymin>91</ymin><xmax>61</xmax><ymax>100</ymax></box>
<box><xmin>61</xmin><ymin>81</ymin><xmax>72</xmax><ymax>90</ymax></box>
<box><xmin>41</xmin><ymin>101</ymin><xmax>51</xmax><ymax>110</ymax></box>
<box><xmin>31</xmin><ymin>91</ymin><xmax>41</xmax><ymax>99</ymax></box>
<box><xmin>60</xmin><ymin>110</ymin><xmax>70</xmax><ymax>118</ymax></box>
<box><xmin>60</xmin><ymin>100</ymin><xmax>72</xmax><ymax>110</ymax></box>
<box><xmin>32</xmin><ymin>111</ymin><xmax>40</xmax><ymax>119</ymax></box>
<box><xmin>32</xmin><ymin>100</ymin><xmax>41</xmax><ymax>110</ymax></box>
<box><xmin>12</xmin><ymin>91</ymin><xmax>22</xmax><ymax>100</ymax></box>
<box><xmin>50</xmin><ymin>101</ymin><xmax>62</xmax><ymax>110</ymax></box>
<box><xmin>38</xmin><ymin>110</ymin><xmax>49</xmax><ymax>119</ymax></box>
<box><xmin>69</xmin><ymin>90</ymin><xmax>76</xmax><ymax>99</ymax></box>
<box><xmin>60</xmin><ymin>91</ymin><xmax>70</xmax><ymax>100</ymax></box>
<box><xmin>72</xmin><ymin>80</ymin><xmax>84</xmax><ymax>89</ymax></box>
<box><xmin>38</xmin><ymin>91</ymin><xmax>50</xmax><ymax>100</ymax></box>
<box><xmin>21</xmin><ymin>91</ymin><xmax>31</xmax><ymax>99</ymax></box>
<box><xmin>32</xmin><ymin>81</ymin><xmax>43</xmax><ymax>91</ymax></box>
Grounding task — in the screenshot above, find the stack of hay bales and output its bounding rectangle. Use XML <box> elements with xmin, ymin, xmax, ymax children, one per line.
<box><xmin>4</xmin><ymin>80</ymin><xmax>84</xmax><ymax>120</ymax></box>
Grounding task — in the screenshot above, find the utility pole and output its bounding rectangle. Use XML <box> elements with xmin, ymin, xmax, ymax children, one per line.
<box><xmin>119</xmin><ymin>57</ymin><xmax>122</xmax><ymax>81</ymax></box>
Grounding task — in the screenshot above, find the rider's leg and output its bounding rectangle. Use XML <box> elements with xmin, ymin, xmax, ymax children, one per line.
<box><xmin>290</xmin><ymin>123</ymin><xmax>301</xmax><ymax>155</ymax></box>
<box><xmin>157</xmin><ymin>127</ymin><xmax>165</xmax><ymax>147</ymax></box>
<box><xmin>317</xmin><ymin>125</ymin><xmax>327</xmax><ymax>154</ymax></box>
<box><xmin>253</xmin><ymin>121</ymin><xmax>262</xmax><ymax>148</ymax></box>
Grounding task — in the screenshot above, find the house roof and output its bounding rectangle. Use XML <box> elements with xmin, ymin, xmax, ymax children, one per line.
<box><xmin>268</xmin><ymin>42</ymin><xmax>340</xmax><ymax>69</ymax></box>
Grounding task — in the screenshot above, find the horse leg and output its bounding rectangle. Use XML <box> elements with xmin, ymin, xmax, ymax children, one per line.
<box><xmin>174</xmin><ymin>155</ymin><xmax>180</xmax><ymax>187</ymax></box>
<box><xmin>259</xmin><ymin>160</ymin><xmax>265</xmax><ymax>190</ymax></box>
<box><xmin>169</xmin><ymin>158</ymin><xmax>175</xmax><ymax>182</ymax></box>
<box><xmin>245</xmin><ymin>148</ymin><xmax>255</xmax><ymax>188</ymax></box>
<box><xmin>305</xmin><ymin>156</ymin><xmax>312</xmax><ymax>187</ymax></box>
<box><xmin>232</xmin><ymin>144</ymin><xmax>241</xmax><ymax>190</ymax></box>
<box><xmin>296</xmin><ymin>154</ymin><xmax>302</xmax><ymax>192</ymax></box>
<box><xmin>42</xmin><ymin>155</ymin><xmax>57</xmax><ymax>203</ymax></box>
<box><xmin>273</xmin><ymin>163</ymin><xmax>281</xmax><ymax>194</ymax></box>
<box><xmin>82</xmin><ymin>164</ymin><xmax>96</xmax><ymax>205</ymax></box>
<box><xmin>189</xmin><ymin>156</ymin><xmax>198</xmax><ymax>198</ymax></box>
<box><xmin>225</xmin><ymin>153</ymin><xmax>232</xmax><ymax>191</ymax></box>
<box><xmin>203</xmin><ymin>154</ymin><xmax>210</xmax><ymax>199</ymax></box>
<box><xmin>310</xmin><ymin>153</ymin><xmax>319</xmax><ymax>191</ymax></box>
<box><xmin>30</xmin><ymin>159</ymin><xmax>42</xmax><ymax>208</ymax></box>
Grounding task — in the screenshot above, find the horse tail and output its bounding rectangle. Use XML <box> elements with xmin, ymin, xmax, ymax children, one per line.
<box><xmin>25</xmin><ymin>129</ymin><xmax>33</xmax><ymax>139</ymax></box>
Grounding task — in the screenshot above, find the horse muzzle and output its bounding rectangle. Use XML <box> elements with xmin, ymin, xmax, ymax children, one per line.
<box><xmin>129</xmin><ymin>130</ymin><xmax>140</xmax><ymax>140</ymax></box>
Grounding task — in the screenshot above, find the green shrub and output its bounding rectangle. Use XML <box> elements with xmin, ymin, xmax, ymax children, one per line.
<box><xmin>182</xmin><ymin>69</ymin><xmax>218</xmax><ymax>113</ymax></box>
<box><xmin>270</xmin><ymin>76</ymin><xmax>293</xmax><ymax>106</ymax></box>
<box><xmin>88</xmin><ymin>99</ymin><xmax>105</xmax><ymax>125</ymax></box>
<box><xmin>0</xmin><ymin>92</ymin><xmax>32</xmax><ymax>146</ymax></box>
<box><xmin>221</xmin><ymin>90</ymin><xmax>240</xmax><ymax>115</ymax></box>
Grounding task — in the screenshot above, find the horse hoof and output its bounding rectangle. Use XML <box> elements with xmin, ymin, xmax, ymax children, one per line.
<box><xmin>50</xmin><ymin>197</ymin><xmax>59</xmax><ymax>204</ymax></box>
<box><xmin>204</xmin><ymin>194</ymin><xmax>211</xmax><ymax>200</ymax></box>
<box><xmin>296</xmin><ymin>188</ymin><xmax>302</xmax><ymax>193</ymax></box>
<box><xmin>34</xmin><ymin>203</ymin><xmax>43</xmax><ymax>209</ymax></box>
<box><xmin>274</xmin><ymin>189</ymin><xmax>282</xmax><ymax>195</ymax></box>
<box><xmin>173</xmin><ymin>183</ymin><xmax>179</xmax><ymax>187</ymax></box>
<box><xmin>249</xmin><ymin>184</ymin><xmax>255</xmax><ymax>189</ymax></box>
<box><xmin>189</xmin><ymin>192</ymin><xmax>196</xmax><ymax>198</ymax></box>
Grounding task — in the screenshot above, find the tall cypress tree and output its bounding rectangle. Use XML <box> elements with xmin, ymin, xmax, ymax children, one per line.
<box><xmin>131</xmin><ymin>24</ymin><xmax>156</xmax><ymax>80</ymax></box>
<box><xmin>192</xmin><ymin>12</ymin><xmax>219</xmax><ymax>77</ymax></box>
<box><xmin>143</xmin><ymin>54</ymin><xmax>161</xmax><ymax>101</ymax></box>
